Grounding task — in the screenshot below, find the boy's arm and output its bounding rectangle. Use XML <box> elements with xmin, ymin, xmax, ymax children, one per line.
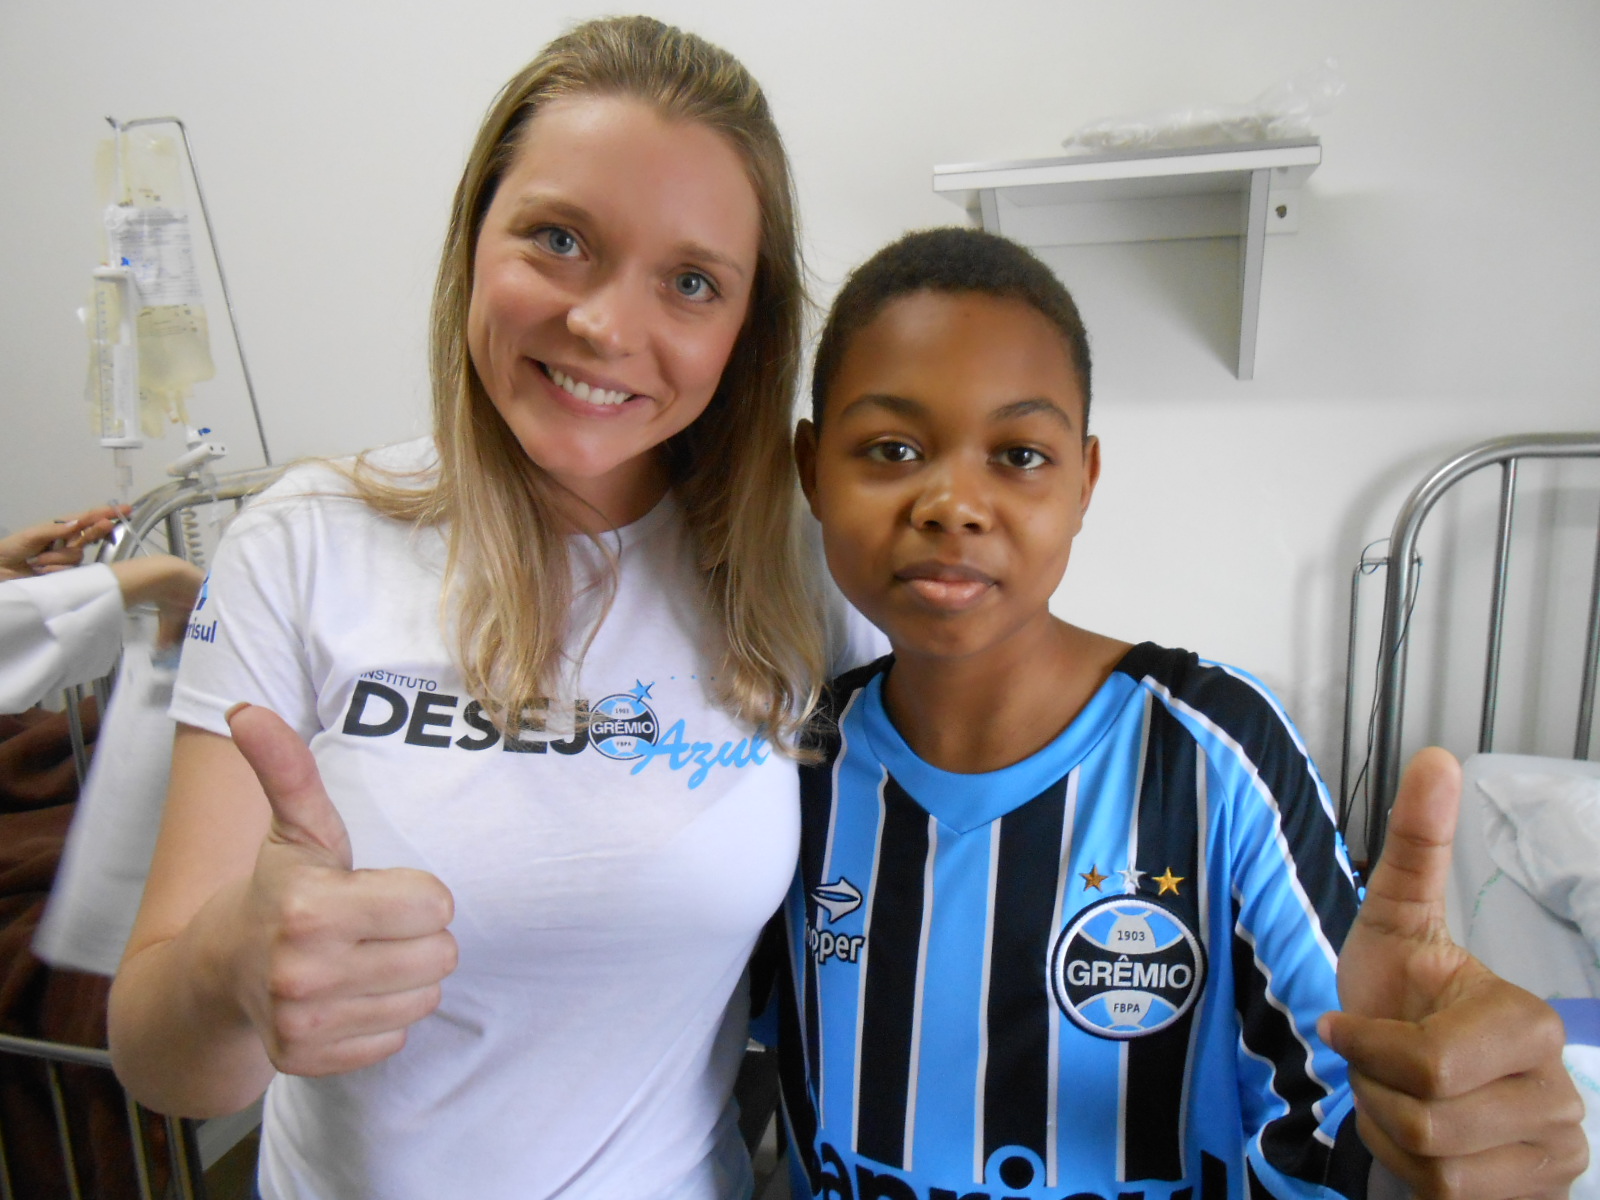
<box><xmin>1322</xmin><ymin>748</ymin><xmax>1587</xmax><ymax>1200</ymax></box>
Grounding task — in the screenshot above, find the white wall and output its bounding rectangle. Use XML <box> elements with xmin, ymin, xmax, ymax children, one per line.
<box><xmin>3</xmin><ymin>1</ymin><xmax>1596</xmax><ymax>839</ymax></box>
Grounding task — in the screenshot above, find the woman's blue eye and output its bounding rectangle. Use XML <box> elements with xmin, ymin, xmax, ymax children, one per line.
<box><xmin>674</xmin><ymin>271</ymin><xmax>715</xmax><ymax>301</ymax></box>
<box><xmin>536</xmin><ymin>227</ymin><xmax>580</xmax><ymax>256</ymax></box>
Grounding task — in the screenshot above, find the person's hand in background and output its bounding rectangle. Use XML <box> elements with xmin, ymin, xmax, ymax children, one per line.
<box><xmin>0</xmin><ymin>505</ymin><xmax>129</xmax><ymax>580</ymax></box>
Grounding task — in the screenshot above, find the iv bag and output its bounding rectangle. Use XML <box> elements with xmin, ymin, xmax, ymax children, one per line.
<box><xmin>90</xmin><ymin>130</ymin><xmax>215</xmax><ymax>435</ymax></box>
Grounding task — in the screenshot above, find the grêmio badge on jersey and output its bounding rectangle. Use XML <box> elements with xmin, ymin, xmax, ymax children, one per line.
<box><xmin>1050</xmin><ymin>896</ymin><xmax>1206</xmax><ymax>1040</ymax></box>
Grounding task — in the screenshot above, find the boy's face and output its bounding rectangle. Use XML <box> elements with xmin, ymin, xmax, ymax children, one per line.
<box><xmin>798</xmin><ymin>289</ymin><xmax>1100</xmax><ymax>664</ymax></box>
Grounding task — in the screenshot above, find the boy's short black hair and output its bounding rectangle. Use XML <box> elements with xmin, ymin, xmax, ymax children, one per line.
<box><xmin>809</xmin><ymin>226</ymin><xmax>1093</xmax><ymax>433</ymax></box>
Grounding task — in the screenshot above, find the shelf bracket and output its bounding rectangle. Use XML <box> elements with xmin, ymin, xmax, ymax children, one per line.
<box><xmin>935</xmin><ymin>139</ymin><xmax>1321</xmax><ymax>380</ymax></box>
<box><xmin>1237</xmin><ymin>167</ymin><xmax>1270</xmax><ymax>380</ymax></box>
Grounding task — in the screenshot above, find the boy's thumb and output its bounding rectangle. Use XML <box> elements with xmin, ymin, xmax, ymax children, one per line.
<box><xmin>227</xmin><ymin>702</ymin><xmax>353</xmax><ymax>869</ymax></box>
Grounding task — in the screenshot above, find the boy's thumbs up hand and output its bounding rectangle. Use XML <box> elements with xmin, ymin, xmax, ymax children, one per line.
<box><xmin>226</xmin><ymin>704</ymin><xmax>458</xmax><ymax>1077</ymax></box>
<box><xmin>1321</xmin><ymin>747</ymin><xmax>1587</xmax><ymax>1198</ymax></box>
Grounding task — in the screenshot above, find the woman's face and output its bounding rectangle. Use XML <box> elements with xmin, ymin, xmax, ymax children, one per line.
<box><xmin>468</xmin><ymin>94</ymin><xmax>762</xmax><ymax>528</ymax></box>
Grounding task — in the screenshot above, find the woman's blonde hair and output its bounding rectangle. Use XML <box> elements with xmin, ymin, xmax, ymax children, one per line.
<box><xmin>351</xmin><ymin>15</ymin><xmax>825</xmax><ymax>747</ymax></box>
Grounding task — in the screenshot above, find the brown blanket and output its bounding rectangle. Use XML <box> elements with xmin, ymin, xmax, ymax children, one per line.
<box><xmin>0</xmin><ymin>703</ymin><xmax>172</xmax><ymax>1198</ymax></box>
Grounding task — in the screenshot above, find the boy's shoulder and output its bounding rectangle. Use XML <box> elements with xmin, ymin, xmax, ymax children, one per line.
<box><xmin>826</xmin><ymin>654</ymin><xmax>892</xmax><ymax>704</ymax></box>
<box><xmin>1114</xmin><ymin>642</ymin><xmax>1298</xmax><ymax>744</ymax></box>
<box><xmin>803</xmin><ymin>655</ymin><xmax>892</xmax><ymax>760</ymax></box>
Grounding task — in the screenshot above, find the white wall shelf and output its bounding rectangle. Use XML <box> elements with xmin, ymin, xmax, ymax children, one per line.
<box><xmin>933</xmin><ymin>138</ymin><xmax>1321</xmax><ymax>380</ymax></box>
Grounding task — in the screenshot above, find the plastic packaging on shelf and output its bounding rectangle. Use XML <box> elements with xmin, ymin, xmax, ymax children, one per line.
<box><xmin>1063</xmin><ymin>59</ymin><xmax>1344</xmax><ymax>153</ymax></box>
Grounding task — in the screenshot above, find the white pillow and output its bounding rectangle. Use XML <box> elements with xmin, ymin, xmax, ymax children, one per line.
<box><xmin>1475</xmin><ymin>770</ymin><xmax>1600</xmax><ymax>961</ymax></box>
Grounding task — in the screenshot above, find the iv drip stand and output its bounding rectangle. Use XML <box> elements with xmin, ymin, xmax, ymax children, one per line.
<box><xmin>107</xmin><ymin>115</ymin><xmax>273</xmax><ymax>466</ymax></box>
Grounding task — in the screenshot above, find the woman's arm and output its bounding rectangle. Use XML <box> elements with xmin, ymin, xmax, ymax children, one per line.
<box><xmin>109</xmin><ymin>712</ymin><xmax>458</xmax><ymax>1117</ymax></box>
<box><xmin>108</xmin><ymin>723</ymin><xmax>279</xmax><ymax>1115</ymax></box>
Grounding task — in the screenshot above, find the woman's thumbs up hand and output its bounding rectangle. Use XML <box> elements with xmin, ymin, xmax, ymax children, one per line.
<box><xmin>227</xmin><ymin>703</ymin><xmax>459</xmax><ymax>1077</ymax></box>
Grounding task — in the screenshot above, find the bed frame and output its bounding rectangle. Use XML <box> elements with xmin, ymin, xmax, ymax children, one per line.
<box><xmin>0</xmin><ymin>465</ymin><xmax>280</xmax><ymax>1200</ymax></box>
<box><xmin>1358</xmin><ymin>432</ymin><xmax>1600</xmax><ymax>866</ymax></box>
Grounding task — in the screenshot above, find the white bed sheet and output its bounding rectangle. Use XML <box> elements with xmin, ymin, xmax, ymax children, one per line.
<box><xmin>1448</xmin><ymin>753</ymin><xmax>1600</xmax><ymax>999</ymax></box>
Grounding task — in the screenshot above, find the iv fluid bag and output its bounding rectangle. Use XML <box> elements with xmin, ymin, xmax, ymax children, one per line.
<box><xmin>89</xmin><ymin>132</ymin><xmax>215</xmax><ymax>436</ymax></box>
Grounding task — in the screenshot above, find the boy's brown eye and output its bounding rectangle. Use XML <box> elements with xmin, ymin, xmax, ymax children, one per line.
<box><xmin>999</xmin><ymin>447</ymin><xmax>1049</xmax><ymax>470</ymax></box>
<box><xmin>865</xmin><ymin>441</ymin><xmax>919</xmax><ymax>465</ymax></box>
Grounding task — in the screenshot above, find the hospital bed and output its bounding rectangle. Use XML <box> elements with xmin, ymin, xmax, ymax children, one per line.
<box><xmin>0</xmin><ymin>465</ymin><xmax>279</xmax><ymax>1199</ymax></box>
<box><xmin>1347</xmin><ymin>431</ymin><xmax>1600</xmax><ymax>1195</ymax></box>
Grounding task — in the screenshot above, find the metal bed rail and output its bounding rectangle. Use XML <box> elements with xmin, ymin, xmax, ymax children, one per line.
<box><xmin>1367</xmin><ymin>432</ymin><xmax>1600</xmax><ymax>863</ymax></box>
<box><xmin>111</xmin><ymin>466</ymin><xmax>286</xmax><ymax>566</ymax></box>
<box><xmin>0</xmin><ymin>1031</ymin><xmax>204</xmax><ymax>1200</ymax></box>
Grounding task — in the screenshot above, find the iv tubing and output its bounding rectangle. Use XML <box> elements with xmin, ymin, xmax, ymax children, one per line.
<box><xmin>106</xmin><ymin>115</ymin><xmax>273</xmax><ymax>466</ymax></box>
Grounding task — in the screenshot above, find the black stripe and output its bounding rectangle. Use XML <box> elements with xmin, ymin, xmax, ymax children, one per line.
<box><xmin>1325</xmin><ymin>1109</ymin><xmax>1372</xmax><ymax>1198</ymax></box>
<box><xmin>1117</xmin><ymin>643</ymin><xmax>1359</xmax><ymax>951</ymax></box>
<box><xmin>798</xmin><ymin>733</ymin><xmax>837</xmax><ymax>1129</ymax></box>
<box><xmin>1200</xmin><ymin>1150</ymin><xmax>1228</xmax><ymax>1200</ymax></box>
<box><xmin>1124</xmin><ymin>702</ymin><xmax>1203</xmax><ymax>1183</ymax></box>
<box><xmin>1246</xmin><ymin>1160</ymin><xmax>1275</xmax><ymax>1200</ymax></box>
<box><xmin>982</xmin><ymin>776</ymin><xmax>1070</xmax><ymax>1168</ymax></box>
<box><xmin>785</xmin><ymin>665</ymin><xmax>883</xmax><ymax>1192</ymax></box>
<box><xmin>1231</xmin><ymin>895</ymin><xmax>1331</xmax><ymax>1185</ymax></box>
<box><xmin>855</xmin><ymin>775</ymin><xmax>931</xmax><ymax>1167</ymax></box>
<box><xmin>775</xmin><ymin>918</ymin><xmax>822</xmax><ymax>1194</ymax></box>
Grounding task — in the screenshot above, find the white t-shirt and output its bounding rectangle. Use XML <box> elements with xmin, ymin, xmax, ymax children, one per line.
<box><xmin>171</xmin><ymin>441</ymin><xmax>877</xmax><ymax>1199</ymax></box>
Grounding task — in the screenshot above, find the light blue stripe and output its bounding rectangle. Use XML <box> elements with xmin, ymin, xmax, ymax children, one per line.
<box><xmin>909</xmin><ymin>824</ymin><xmax>994</xmax><ymax>1181</ymax></box>
<box><xmin>856</xmin><ymin>670</ymin><xmax>1139</xmax><ymax>833</ymax></box>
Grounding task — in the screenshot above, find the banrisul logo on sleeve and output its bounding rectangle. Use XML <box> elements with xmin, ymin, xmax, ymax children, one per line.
<box><xmin>185</xmin><ymin>574</ymin><xmax>218</xmax><ymax>644</ymax></box>
<box><xmin>1050</xmin><ymin>896</ymin><xmax>1205</xmax><ymax>1039</ymax></box>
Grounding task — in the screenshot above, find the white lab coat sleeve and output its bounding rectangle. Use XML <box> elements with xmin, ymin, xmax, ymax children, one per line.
<box><xmin>0</xmin><ymin>564</ymin><xmax>125</xmax><ymax>712</ymax></box>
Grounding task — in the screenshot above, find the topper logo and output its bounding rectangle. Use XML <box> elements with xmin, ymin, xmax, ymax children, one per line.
<box><xmin>812</xmin><ymin>877</ymin><xmax>863</xmax><ymax>923</ymax></box>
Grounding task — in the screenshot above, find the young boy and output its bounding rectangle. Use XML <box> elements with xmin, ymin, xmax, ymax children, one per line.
<box><xmin>777</xmin><ymin>227</ymin><xmax>1584</xmax><ymax>1200</ymax></box>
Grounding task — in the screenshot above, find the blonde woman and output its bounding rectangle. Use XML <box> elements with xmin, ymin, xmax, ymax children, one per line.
<box><xmin>108</xmin><ymin>17</ymin><xmax>874</xmax><ymax>1199</ymax></box>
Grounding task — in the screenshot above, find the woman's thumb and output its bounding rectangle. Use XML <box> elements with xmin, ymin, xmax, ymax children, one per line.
<box><xmin>227</xmin><ymin>703</ymin><xmax>353</xmax><ymax>869</ymax></box>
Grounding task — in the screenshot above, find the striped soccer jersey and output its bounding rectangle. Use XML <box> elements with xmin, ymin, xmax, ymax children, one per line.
<box><xmin>776</xmin><ymin>644</ymin><xmax>1370</xmax><ymax>1200</ymax></box>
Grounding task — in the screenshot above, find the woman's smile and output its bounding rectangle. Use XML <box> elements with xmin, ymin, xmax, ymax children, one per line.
<box><xmin>536</xmin><ymin>361</ymin><xmax>639</xmax><ymax>409</ymax></box>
